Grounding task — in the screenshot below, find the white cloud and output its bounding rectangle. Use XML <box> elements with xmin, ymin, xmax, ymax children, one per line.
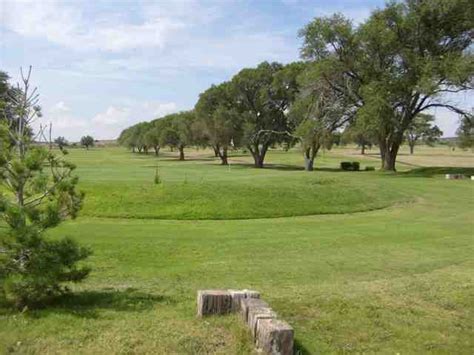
<box><xmin>50</xmin><ymin>101</ymin><xmax>71</xmax><ymax>114</ymax></box>
<box><xmin>38</xmin><ymin>100</ymin><xmax>178</xmax><ymax>141</ymax></box>
<box><xmin>92</xmin><ymin>106</ymin><xmax>131</xmax><ymax>126</ymax></box>
<box><xmin>2</xmin><ymin>1</ymin><xmax>185</xmax><ymax>52</ymax></box>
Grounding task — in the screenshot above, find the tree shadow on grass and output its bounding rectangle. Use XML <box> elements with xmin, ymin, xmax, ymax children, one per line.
<box><xmin>399</xmin><ymin>166</ymin><xmax>474</xmax><ymax>178</ymax></box>
<box><xmin>26</xmin><ymin>288</ymin><xmax>173</xmax><ymax>319</ymax></box>
<box><xmin>227</xmin><ymin>162</ymin><xmax>305</xmax><ymax>171</ymax></box>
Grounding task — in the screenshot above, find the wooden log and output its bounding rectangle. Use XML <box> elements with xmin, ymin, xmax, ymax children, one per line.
<box><xmin>228</xmin><ymin>289</ymin><xmax>260</xmax><ymax>312</ymax></box>
<box><xmin>196</xmin><ymin>290</ymin><xmax>232</xmax><ymax>317</ymax></box>
<box><xmin>248</xmin><ymin>306</ymin><xmax>276</xmax><ymax>339</ymax></box>
<box><xmin>240</xmin><ymin>298</ymin><xmax>269</xmax><ymax>323</ymax></box>
<box><xmin>256</xmin><ymin>318</ymin><xmax>294</xmax><ymax>355</ymax></box>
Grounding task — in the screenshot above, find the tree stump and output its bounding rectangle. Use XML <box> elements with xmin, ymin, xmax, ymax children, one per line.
<box><xmin>196</xmin><ymin>290</ymin><xmax>232</xmax><ymax>317</ymax></box>
<box><xmin>229</xmin><ymin>289</ymin><xmax>260</xmax><ymax>312</ymax></box>
<box><xmin>256</xmin><ymin>318</ymin><xmax>294</xmax><ymax>355</ymax></box>
<box><xmin>240</xmin><ymin>298</ymin><xmax>269</xmax><ymax>323</ymax></box>
<box><xmin>248</xmin><ymin>306</ymin><xmax>276</xmax><ymax>339</ymax></box>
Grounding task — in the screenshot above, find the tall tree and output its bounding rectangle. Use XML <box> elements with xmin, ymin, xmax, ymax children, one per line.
<box><xmin>231</xmin><ymin>62</ymin><xmax>303</xmax><ymax>168</ymax></box>
<box><xmin>80</xmin><ymin>135</ymin><xmax>94</xmax><ymax>150</ymax></box>
<box><xmin>300</xmin><ymin>0</ymin><xmax>473</xmax><ymax>170</ymax></box>
<box><xmin>144</xmin><ymin>121</ymin><xmax>163</xmax><ymax>156</ymax></box>
<box><xmin>456</xmin><ymin>113</ymin><xmax>474</xmax><ymax>149</ymax></box>
<box><xmin>405</xmin><ymin>113</ymin><xmax>443</xmax><ymax>154</ymax></box>
<box><xmin>342</xmin><ymin>121</ymin><xmax>376</xmax><ymax>155</ymax></box>
<box><xmin>195</xmin><ymin>82</ymin><xmax>241</xmax><ymax>165</ymax></box>
<box><xmin>290</xmin><ymin>66</ymin><xmax>355</xmax><ymax>171</ymax></box>
<box><xmin>159</xmin><ymin>111</ymin><xmax>195</xmax><ymax>160</ymax></box>
<box><xmin>54</xmin><ymin>136</ymin><xmax>68</xmax><ymax>151</ymax></box>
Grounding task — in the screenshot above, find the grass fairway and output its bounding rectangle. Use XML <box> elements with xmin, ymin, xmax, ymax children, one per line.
<box><xmin>0</xmin><ymin>146</ymin><xmax>473</xmax><ymax>354</ymax></box>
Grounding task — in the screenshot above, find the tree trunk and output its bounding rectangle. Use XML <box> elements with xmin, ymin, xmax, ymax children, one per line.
<box><xmin>249</xmin><ymin>143</ymin><xmax>268</xmax><ymax>168</ymax></box>
<box><xmin>383</xmin><ymin>149</ymin><xmax>397</xmax><ymax>171</ymax></box>
<box><xmin>379</xmin><ymin>138</ymin><xmax>400</xmax><ymax>171</ymax></box>
<box><xmin>218</xmin><ymin>146</ymin><xmax>228</xmax><ymax>165</ymax></box>
<box><xmin>303</xmin><ymin>144</ymin><xmax>319</xmax><ymax>171</ymax></box>
<box><xmin>304</xmin><ymin>156</ymin><xmax>314</xmax><ymax>171</ymax></box>
<box><xmin>154</xmin><ymin>146</ymin><xmax>160</xmax><ymax>156</ymax></box>
<box><xmin>213</xmin><ymin>145</ymin><xmax>220</xmax><ymax>158</ymax></box>
<box><xmin>361</xmin><ymin>143</ymin><xmax>366</xmax><ymax>155</ymax></box>
<box><xmin>179</xmin><ymin>146</ymin><xmax>185</xmax><ymax>161</ymax></box>
<box><xmin>409</xmin><ymin>143</ymin><xmax>414</xmax><ymax>155</ymax></box>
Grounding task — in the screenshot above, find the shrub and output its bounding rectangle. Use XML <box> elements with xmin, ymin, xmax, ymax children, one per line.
<box><xmin>341</xmin><ymin>162</ymin><xmax>353</xmax><ymax>170</ymax></box>
<box><xmin>341</xmin><ymin>162</ymin><xmax>360</xmax><ymax>171</ymax></box>
<box><xmin>365</xmin><ymin>166</ymin><xmax>375</xmax><ymax>171</ymax></box>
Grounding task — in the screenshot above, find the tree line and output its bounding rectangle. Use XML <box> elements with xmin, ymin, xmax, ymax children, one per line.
<box><xmin>119</xmin><ymin>0</ymin><xmax>472</xmax><ymax>171</ymax></box>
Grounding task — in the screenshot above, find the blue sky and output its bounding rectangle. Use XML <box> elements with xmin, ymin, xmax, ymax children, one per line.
<box><xmin>0</xmin><ymin>0</ymin><xmax>470</xmax><ymax>140</ymax></box>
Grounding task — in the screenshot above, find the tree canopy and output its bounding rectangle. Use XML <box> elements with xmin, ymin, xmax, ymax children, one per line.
<box><xmin>118</xmin><ymin>0</ymin><xmax>473</xmax><ymax>172</ymax></box>
<box><xmin>299</xmin><ymin>0</ymin><xmax>473</xmax><ymax>170</ymax></box>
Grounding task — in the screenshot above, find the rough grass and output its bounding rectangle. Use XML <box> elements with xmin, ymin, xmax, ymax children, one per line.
<box><xmin>0</xmin><ymin>145</ymin><xmax>473</xmax><ymax>354</ymax></box>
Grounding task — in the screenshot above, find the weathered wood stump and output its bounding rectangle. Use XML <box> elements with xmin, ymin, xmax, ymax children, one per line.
<box><xmin>248</xmin><ymin>306</ymin><xmax>276</xmax><ymax>339</ymax></box>
<box><xmin>240</xmin><ymin>298</ymin><xmax>269</xmax><ymax>323</ymax></box>
<box><xmin>256</xmin><ymin>318</ymin><xmax>294</xmax><ymax>355</ymax></box>
<box><xmin>229</xmin><ymin>289</ymin><xmax>260</xmax><ymax>312</ymax></box>
<box><xmin>197</xmin><ymin>290</ymin><xmax>232</xmax><ymax>317</ymax></box>
<box><xmin>197</xmin><ymin>289</ymin><xmax>295</xmax><ymax>354</ymax></box>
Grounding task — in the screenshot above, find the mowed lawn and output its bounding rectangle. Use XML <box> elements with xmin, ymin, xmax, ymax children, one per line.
<box><xmin>0</xmin><ymin>146</ymin><xmax>473</xmax><ymax>354</ymax></box>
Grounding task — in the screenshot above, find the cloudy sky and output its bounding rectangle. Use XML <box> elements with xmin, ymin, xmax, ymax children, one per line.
<box><xmin>0</xmin><ymin>0</ymin><xmax>470</xmax><ymax>141</ymax></box>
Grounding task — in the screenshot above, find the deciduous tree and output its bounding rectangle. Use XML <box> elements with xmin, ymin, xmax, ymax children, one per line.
<box><xmin>405</xmin><ymin>114</ymin><xmax>442</xmax><ymax>154</ymax></box>
<box><xmin>231</xmin><ymin>62</ymin><xmax>303</xmax><ymax>168</ymax></box>
<box><xmin>80</xmin><ymin>135</ymin><xmax>94</xmax><ymax>150</ymax></box>
<box><xmin>195</xmin><ymin>82</ymin><xmax>241</xmax><ymax>165</ymax></box>
<box><xmin>456</xmin><ymin>113</ymin><xmax>474</xmax><ymax>149</ymax></box>
<box><xmin>300</xmin><ymin>0</ymin><xmax>473</xmax><ymax>170</ymax></box>
<box><xmin>290</xmin><ymin>66</ymin><xmax>354</xmax><ymax>171</ymax></box>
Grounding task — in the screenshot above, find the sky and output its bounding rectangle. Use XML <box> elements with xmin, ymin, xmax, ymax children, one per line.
<box><xmin>0</xmin><ymin>0</ymin><xmax>471</xmax><ymax>141</ymax></box>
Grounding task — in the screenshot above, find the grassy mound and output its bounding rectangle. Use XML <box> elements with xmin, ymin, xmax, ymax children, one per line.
<box><xmin>61</xmin><ymin>147</ymin><xmax>409</xmax><ymax>219</ymax></box>
<box><xmin>79</xmin><ymin>174</ymin><xmax>406</xmax><ymax>220</ymax></box>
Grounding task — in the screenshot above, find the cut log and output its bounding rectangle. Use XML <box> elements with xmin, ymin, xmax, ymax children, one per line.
<box><xmin>196</xmin><ymin>290</ymin><xmax>232</xmax><ymax>317</ymax></box>
<box><xmin>256</xmin><ymin>318</ymin><xmax>294</xmax><ymax>355</ymax></box>
<box><xmin>248</xmin><ymin>306</ymin><xmax>276</xmax><ymax>339</ymax></box>
<box><xmin>240</xmin><ymin>298</ymin><xmax>269</xmax><ymax>323</ymax></box>
<box><xmin>229</xmin><ymin>289</ymin><xmax>260</xmax><ymax>312</ymax></box>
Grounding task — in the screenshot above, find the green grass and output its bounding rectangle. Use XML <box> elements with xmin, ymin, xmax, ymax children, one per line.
<box><xmin>0</xmin><ymin>146</ymin><xmax>473</xmax><ymax>354</ymax></box>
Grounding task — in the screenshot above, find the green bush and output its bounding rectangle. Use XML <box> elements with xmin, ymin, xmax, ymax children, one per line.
<box><xmin>365</xmin><ymin>166</ymin><xmax>375</xmax><ymax>171</ymax></box>
<box><xmin>341</xmin><ymin>162</ymin><xmax>353</xmax><ymax>170</ymax></box>
<box><xmin>341</xmin><ymin>162</ymin><xmax>360</xmax><ymax>171</ymax></box>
